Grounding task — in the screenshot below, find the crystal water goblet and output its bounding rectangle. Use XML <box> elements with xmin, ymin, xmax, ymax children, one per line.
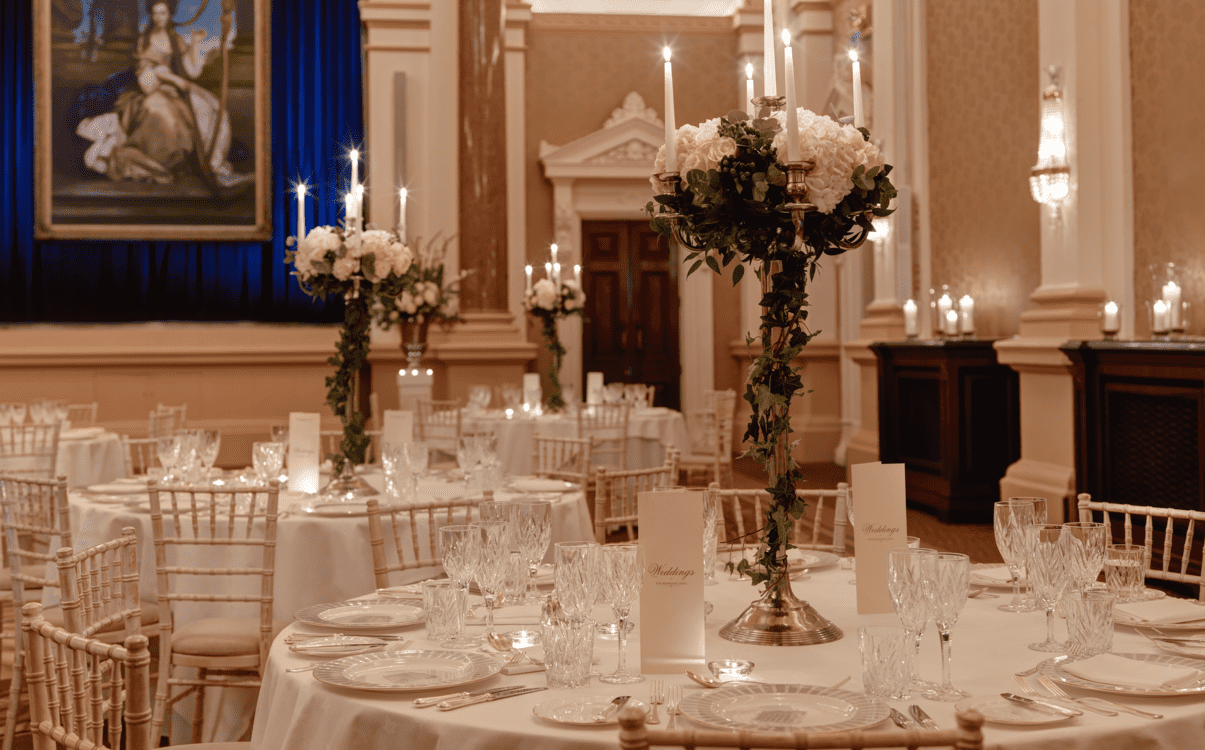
<box><xmin>598</xmin><ymin>543</ymin><xmax>645</xmax><ymax>684</ymax></box>
<box><xmin>994</xmin><ymin>499</ymin><xmax>1036</xmax><ymax>612</ymax></box>
<box><xmin>252</xmin><ymin>441</ymin><xmax>284</xmax><ymax>487</ymax></box>
<box><xmin>1011</xmin><ymin>496</ymin><xmax>1047</xmax><ymax>611</ymax></box>
<box><xmin>554</xmin><ymin>541</ymin><xmax>600</xmax><ymax>620</ymax></box>
<box><xmin>470</xmin><ymin>520</ymin><xmax>512</xmax><ymax>639</ymax></box>
<box><xmin>438</xmin><ymin>524</ymin><xmax>481</xmax><ymax>648</ymax></box>
<box><xmin>1063</xmin><ymin>521</ymin><xmax>1107</xmax><ymax>593</ymax></box>
<box><xmin>271</xmin><ymin>424</ymin><xmax>289</xmax><ymax>470</ymax></box>
<box><xmin>888</xmin><ymin>547</ymin><xmax>938</xmax><ymax>692</ymax></box>
<box><xmin>918</xmin><ymin>552</ymin><xmax>971</xmax><ymax>701</ymax></box>
<box><xmin>456</xmin><ymin>435</ymin><xmax>482</xmax><ymax>473</ymax></box>
<box><xmin>196</xmin><ymin>429</ymin><xmax>221</xmax><ymax>482</ymax></box>
<box><xmin>513</xmin><ymin>499</ymin><xmax>553</xmax><ymax>603</ymax></box>
<box><xmin>155</xmin><ymin>435</ymin><xmax>181</xmax><ymax>482</ymax></box>
<box><xmin>1027</xmin><ymin>523</ymin><xmax>1071</xmax><ymax>652</ymax></box>
<box><xmin>404</xmin><ymin>441</ymin><xmax>429</xmax><ymax>480</ymax></box>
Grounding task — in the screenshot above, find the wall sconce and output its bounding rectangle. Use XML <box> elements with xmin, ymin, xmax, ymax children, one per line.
<box><xmin>1029</xmin><ymin>66</ymin><xmax>1070</xmax><ymax>209</ymax></box>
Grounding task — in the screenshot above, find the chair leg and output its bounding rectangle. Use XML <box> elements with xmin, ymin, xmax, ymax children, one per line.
<box><xmin>190</xmin><ymin>670</ymin><xmax>206</xmax><ymax>744</ymax></box>
<box><xmin>3</xmin><ymin>630</ymin><xmax>24</xmax><ymax>750</ymax></box>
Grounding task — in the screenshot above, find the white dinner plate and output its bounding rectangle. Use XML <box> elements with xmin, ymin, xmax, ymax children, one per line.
<box><xmin>677</xmin><ymin>683</ymin><xmax>889</xmax><ymax>733</ymax></box>
<box><xmin>1147</xmin><ymin>637</ymin><xmax>1205</xmax><ymax>659</ymax></box>
<box><xmin>533</xmin><ymin>695</ymin><xmax>650</xmax><ymax>725</ymax></box>
<box><xmin>954</xmin><ymin>695</ymin><xmax>1074</xmax><ymax>726</ymax></box>
<box><xmin>86</xmin><ymin>482</ymin><xmax>146</xmax><ymax>495</ymax></box>
<box><xmin>294</xmin><ymin>598</ymin><xmax>425</xmax><ymax>630</ymax></box>
<box><xmin>301</xmin><ymin>502</ymin><xmax>403</xmax><ymax>517</ymax></box>
<box><xmin>312</xmin><ymin>649</ymin><xmax>501</xmax><ymax>693</ymax></box>
<box><xmin>969</xmin><ymin>564</ymin><xmax>1028</xmax><ymax>590</ymax></box>
<box><xmin>1039</xmin><ymin>652</ymin><xmax>1205</xmax><ymax>696</ymax></box>
<box><xmin>288</xmin><ymin>635</ymin><xmax>389</xmax><ymax>658</ymax></box>
<box><xmin>1114</xmin><ymin>609</ymin><xmax>1205</xmax><ymax>632</ymax></box>
<box><xmin>507</xmin><ymin>477</ymin><xmax>580</xmax><ymax>493</ymax></box>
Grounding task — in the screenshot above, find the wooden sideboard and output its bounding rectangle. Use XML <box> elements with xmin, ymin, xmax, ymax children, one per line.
<box><xmin>1061</xmin><ymin>341</ymin><xmax>1205</xmax><ymax>513</ymax></box>
<box><xmin>871</xmin><ymin>339</ymin><xmax>1020</xmax><ymax>523</ymax></box>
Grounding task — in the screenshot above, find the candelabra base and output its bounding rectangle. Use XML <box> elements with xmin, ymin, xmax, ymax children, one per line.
<box><xmin>719</xmin><ymin>582</ymin><xmax>842</xmax><ymax>646</ymax></box>
<box><xmin>319</xmin><ymin>463</ymin><xmax>377</xmax><ymax>503</ymax></box>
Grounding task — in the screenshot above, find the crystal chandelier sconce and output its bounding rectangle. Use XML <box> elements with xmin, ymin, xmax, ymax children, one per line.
<box><xmin>1029</xmin><ymin>66</ymin><xmax>1071</xmax><ymax>210</ymax></box>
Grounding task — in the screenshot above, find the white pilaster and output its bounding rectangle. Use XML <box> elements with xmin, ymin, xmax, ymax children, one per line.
<box><xmin>505</xmin><ymin>3</ymin><xmax>531</xmax><ymax>328</ymax></box>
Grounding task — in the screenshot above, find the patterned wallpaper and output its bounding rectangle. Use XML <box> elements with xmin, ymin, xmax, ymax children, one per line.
<box><xmin>925</xmin><ymin>0</ymin><xmax>1041</xmax><ymax>338</ymax></box>
<box><xmin>1130</xmin><ymin>0</ymin><xmax>1205</xmax><ymax>337</ymax></box>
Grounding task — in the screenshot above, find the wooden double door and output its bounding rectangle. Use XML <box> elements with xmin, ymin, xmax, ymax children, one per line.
<box><xmin>580</xmin><ymin>221</ymin><xmax>680</xmax><ymax>410</ymax></box>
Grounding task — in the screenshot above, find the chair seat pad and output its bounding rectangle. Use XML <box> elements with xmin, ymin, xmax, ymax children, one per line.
<box><xmin>172</xmin><ymin>618</ymin><xmax>289</xmax><ymax>657</ymax></box>
<box><xmin>42</xmin><ymin>600</ymin><xmax>161</xmax><ymax>632</ymax></box>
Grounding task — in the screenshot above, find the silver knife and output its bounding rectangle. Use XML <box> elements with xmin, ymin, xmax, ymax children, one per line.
<box><xmin>437</xmin><ymin>686</ymin><xmax>547</xmax><ymax>711</ymax></box>
<box><xmin>908</xmin><ymin>704</ymin><xmax>940</xmax><ymax>729</ymax></box>
<box><xmin>412</xmin><ymin>684</ymin><xmax>526</xmax><ymax>707</ymax></box>
<box><xmin>1000</xmin><ymin>693</ymin><xmax>1082</xmax><ymax>717</ymax></box>
<box><xmin>889</xmin><ymin>708</ymin><xmax>915</xmax><ymax>728</ymax></box>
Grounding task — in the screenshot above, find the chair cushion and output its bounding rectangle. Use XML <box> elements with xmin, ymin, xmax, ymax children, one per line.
<box><xmin>171</xmin><ymin>618</ymin><xmax>290</xmax><ymax>657</ymax></box>
<box><xmin>41</xmin><ymin>600</ymin><xmax>161</xmax><ymax>632</ymax></box>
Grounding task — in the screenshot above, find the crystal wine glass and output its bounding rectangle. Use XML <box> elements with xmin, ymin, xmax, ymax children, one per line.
<box><xmin>471</xmin><ymin>520</ymin><xmax>512</xmax><ymax>639</ymax></box>
<box><xmin>155</xmin><ymin>435</ymin><xmax>181</xmax><ymax>483</ymax></box>
<box><xmin>196</xmin><ymin>429</ymin><xmax>221</xmax><ymax>482</ymax></box>
<box><xmin>887</xmin><ymin>547</ymin><xmax>938</xmax><ymax>692</ymax></box>
<box><xmin>1011</xmin><ymin>497</ymin><xmax>1047</xmax><ymax>611</ymax></box>
<box><xmin>994</xmin><ymin>499</ymin><xmax>1036</xmax><ymax>612</ymax></box>
<box><xmin>252</xmin><ymin>441</ymin><xmax>284</xmax><ymax>487</ymax></box>
<box><xmin>918</xmin><ymin>552</ymin><xmax>971</xmax><ymax>701</ymax></box>
<box><xmin>554</xmin><ymin>541</ymin><xmax>600</xmax><ymax>620</ymax></box>
<box><xmin>404</xmin><ymin>441</ymin><xmax>430</xmax><ymax>481</ymax></box>
<box><xmin>1027</xmin><ymin>523</ymin><xmax>1071</xmax><ymax>652</ymax></box>
<box><xmin>438</xmin><ymin>524</ymin><xmax>481</xmax><ymax>648</ymax></box>
<box><xmin>513</xmin><ymin>499</ymin><xmax>553</xmax><ymax>603</ymax></box>
<box><xmin>1063</xmin><ymin>521</ymin><xmax>1108</xmax><ymax>593</ymax></box>
<box><xmin>598</xmin><ymin>543</ymin><xmax>645</xmax><ymax>684</ymax></box>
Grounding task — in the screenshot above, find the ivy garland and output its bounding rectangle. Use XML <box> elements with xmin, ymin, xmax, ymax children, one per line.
<box><xmin>646</xmin><ymin>111</ymin><xmax>895</xmax><ymax>594</ymax></box>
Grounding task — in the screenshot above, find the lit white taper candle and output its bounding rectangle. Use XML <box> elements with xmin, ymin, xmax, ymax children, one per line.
<box><xmin>398</xmin><ymin>187</ymin><xmax>408</xmax><ymax>239</ymax></box>
<box><xmin>745</xmin><ymin>63</ymin><xmax>755</xmax><ymax>114</ymax></box>
<box><xmin>296</xmin><ymin>184</ymin><xmax>306</xmax><ymax>240</ymax></box>
<box><xmin>763</xmin><ymin>0</ymin><xmax>776</xmax><ymax>96</ymax></box>
<box><xmin>553</xmin><ymin>262</ymin><xmax>561</xmax><ymax>282</ymax></box>
<box><xmin>662</xmin><ymin>47</ymin><xmax>677</xmax><ymax>173</ymax></box>
<box><xmin>349</xmin><ymin>148</ymin><xmax>359</xmax><ymax>190</ymax></box>
<box><xmin>354</xmin><ymin>183</ymin><xmax>365</xmax><ymax>234</ymax></box>
<box><xmin>550</xmin><ymin>243</ymin><xmax>558</xmax><ymax>268</ymax></box>
<box><xmin>525</xmin><ymin>264</ymin><xmax>533</xmax><ymax>292</ymax></box>
<box><xmin>849</xmin><ymin>48</ymin><xmax>864</xmax><ymax>129</ymax></box>
<box><xmin>544</xmin><ymin>262</ymin><xmax>553</xmax><ymax>279</ymax></box>
<box><xmin>781</xmin><ymin>29</ymin><xmax>800</xmax><ymax>162</ymax></box>
<box><xmin>574</xmin><ymin>264</ymin><xmax>582</xmax><ymax>287</ymax></box>
<box><xmin>344</xmin><ymin>192</ymin><xmax>357</xmax><ymax>226</ymax></box>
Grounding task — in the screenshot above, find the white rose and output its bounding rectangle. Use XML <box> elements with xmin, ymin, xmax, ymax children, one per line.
<box><xmin>358</xmin><ymin>229</ymin><xmax>392</xmax><ymax>260</ymax></box>
<box><xmin>533</xmin><ymin>278</ymin><xmax>558</xmax><ymax>310</ymax></box>
<box><xmin>332</xmin><ymin>256</ymin><xmax>358</xmax><ymax>281</ymax></box>
<box><xmin>768</xmin><ymin>111</ymin><xmax>885</xmax><ymax>214</ymax></box>
<box><xmin>561</xmin><ymin>279</ymin><xmax>584</xmax><ymax>311</ymax></box>
<box><xmin>391</xmin><ymin>242</ymin><xmax>414</xmax><ymax>276</ymax></box>
<box><xmin>422</xmin><ymin>281</ymin><xmax>439</xmax><ymax>306</ymax></box>
<box><xmin>397</xmin><ymin>291</ymin><xmax>418</xmax><ymax>315</ymax></box>
<box><xmin>363</xmin><ymin>253</ymin><xmax>391</xmax><ymax>283</ymax></box>
<box><xmin>305</xmin><ymin>226</ymin><xmax>341</xmax><ymax>254</ymax></box>
<box><xmin>704</xmin><ymin>136</ymin><xmax>738</xmax><ymax>165</ymax></box>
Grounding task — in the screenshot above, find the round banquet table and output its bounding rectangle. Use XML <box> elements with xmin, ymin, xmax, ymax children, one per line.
<box><xmin>462</xmin><ymin>407</ymin><xmax>690</xmax><ymax>475</ymax></box>
<box><xmin>251</xmin><ymin>562</ymin><xmax>1205</xmax><ymax>750</ymax></box>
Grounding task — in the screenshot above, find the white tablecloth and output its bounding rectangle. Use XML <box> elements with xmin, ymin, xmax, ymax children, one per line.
<box><xmin>54</xmin><ymin>428</ymin><xmax>124</xmax><ymax>488</ymax></box>
<box><xmin>463</xmin><ymin>407</ymin><xmax>690</xmax><ymax>475</ymax></box>
<box><xmin>252</xmin><ymin>563</ymin><xmax>1205</xmax><ymax>750</ymax></box>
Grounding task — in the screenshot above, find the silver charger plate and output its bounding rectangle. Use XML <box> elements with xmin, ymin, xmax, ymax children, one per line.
<box><xmin>1039</xmin><ymin>652</ymin><xmax>1205</xmax><ymax>696</ymax></box>
<box><xmin>677</xmin><ymin>683</ymin><xmax>889</xmax><ymax>733</ymax></box>
<box><xmin>533</xmin><ymin>695</ymin><xmax>649</xmax><ymax>725</ymax></box>
<box><xmin>294</xmin><ymin>598</ymin><xmax>425</xmax><ymax>630</ymax></box>
<box><xmin>312</xmin><ymin>649</ymin><xmax>502</xmax><ymax>693</ymax></box>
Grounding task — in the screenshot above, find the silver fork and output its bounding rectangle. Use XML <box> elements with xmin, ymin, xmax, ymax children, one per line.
<box><xmin>647</xmin><ymin>679</ymin><xmax>664</xmax><ymax>725</ymax></box>
<box><xmin>1027</xmin><ymin>674</ymin><xmax>1115</xmax><ymax>716</ymax></box>
<box><xmin>1037</xmin><ymin>674</ymin><xmax>1161</xmax><ymax>719</ymax></box>
<box><xmin>666</xmin><ymin>685</ymin><xmax>683</xmax><ymax>730</ymax></box>
<box><xmin>1012</xmin><ymin>673</ymin><xmax>1097</xmax><ymax>714</ymax></box>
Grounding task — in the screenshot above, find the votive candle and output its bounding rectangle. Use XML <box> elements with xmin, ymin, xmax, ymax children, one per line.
<box><xmin>944</xmin><ymin>309</ymin><xmax>959</xmax><ymax>336</ymax></box>
<box><xmin>1163</xmin><ymin>281</ymin><xmax>1182</xmax><ymax>329</ymax></box>
<box><xmin>1102</xmin><ymin>301</ymin><xmax>1120</xmax><ymax>334</ymax></box>
<box><xmin>663</xmin><ymin>47</ymin><xmax>678</xmax><ymax>173</ymax></box>
<box><xmin>959</xmin><ymin>295</ymin><xmax>975</xmax><ymax>334</ymax></box>
<box><xmin>1153</xmin><ymin>299</ymin><xmax>1170</xmax><ymax>334</ymax></box>
<box><xmin>903</xmin><ymin>299</ymin><xmax>918</xmax><ymax>337</ymax></box>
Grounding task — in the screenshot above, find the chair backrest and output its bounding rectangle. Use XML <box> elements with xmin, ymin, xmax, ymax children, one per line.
<box><xmin>147</xmin><ymin>481</ymin><xmax>279</xmax><ymax>667</ymax></box>
<box><xmin>66</xmin><ymin>403</ymin><xmax>99</xmax><ymax>426</ymax></box>
<box><xmin>617</xmin><ymin>703</ymin><xmax>984</xmax><ymax>750</ymax></box>
<box><xmin>417</xmin><ymin>400</ymin><xmax>462</xmax><ymax>454</ymax></box>
<box><xmin>577</xmin><ymin>403</ymin><xmax>632</xmax><ymax>470</ymax></box>
<box><xmin>120</xmin><ymin>435</ymin><xmax>159</xmax><ymax>477</ymax></box>
<box><xmin>21</xmin><ymin>602</ymin><xmax>154</xmax><ymax>750</ymax></box>
<box><xmin>366</xmin><ymin>496</ymin><xmax>482</xmax><ymax>589</ymax></box>
<box><xmin>591</xmin><ymin>448</ymin><xmax>679</xmax><ymax>543</ymax></box>
<box><xmin>148</xmin><ymin>405</ymin><xmax>186</xmax><ymax>438</ymax></box>
<box><xmin>321</xmin><ymin>430</ymin><xmax>383</xmax><ymax>465</ymax></box>
<box><xmin>532</xmin><ymin>434</ymin><xmax>593</xmax><ymax>485</ymax></box>
<box><xmin>1</xmin><ymin>474</ymin><xmax>72</xmax><ymax>600</ymax></box>
<box><xmin>622</xmin><ymin>383</ymin><xmax>656</xmax><ymax>409</ymax></box>
<box><xmin>1077</xmin><ymin>492</ymin><xmax>1205</xmax><ymax>600</ymax></box>
<box><xmin>712</xmin><ymin>483</ymin><xmax>849</xmax><ymax>559</ymax></box>
<box><xmin>55</xmin><ymin>527</ymin><xmax>143</xmax><ymax>640</ymax></box>
<box><xmin>0</xmin><ymin>423</ymin><xmax>62</xmax><ymax>480</ymax></box>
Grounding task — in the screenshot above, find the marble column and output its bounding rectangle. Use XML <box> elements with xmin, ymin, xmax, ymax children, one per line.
<box><xmin>458</xmin><ymin>0</ymin><xmax>508</xmax><ymax>312</ymax></box>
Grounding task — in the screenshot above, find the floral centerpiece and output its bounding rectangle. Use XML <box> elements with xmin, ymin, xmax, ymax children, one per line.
<box><xmin>648</xmin><ymin>105</ymin><xmax>894</xmax><ymax>644</ymax></box>
<box><xmin>522</xmin><ymin>272</ymin><xmax>586</xmax><ymax>412</ymax></box>
<box><xmin>375</xmin><ymin>234</ymin><xmax>467</xmax><ymax>369</ymax></box>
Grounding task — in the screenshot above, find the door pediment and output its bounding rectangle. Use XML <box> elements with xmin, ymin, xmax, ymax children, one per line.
<box><xmin>540</xmin><ymin>93</ymin><xmax>665</xmax><ymax>181</ymax></box>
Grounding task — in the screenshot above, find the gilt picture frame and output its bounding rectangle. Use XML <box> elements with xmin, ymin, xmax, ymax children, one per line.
<box><xmin>34</xmin><ymin>0</ymin><xmax>271</xmax><ymax>241</ymax></box>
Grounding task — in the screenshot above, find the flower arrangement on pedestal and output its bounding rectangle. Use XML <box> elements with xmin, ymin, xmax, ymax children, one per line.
<box><xmin>375</xmin><ymin>235</ymin><xmax>468</xmax><ymax>370</ymax></box>
<box><xmin>522</xmin><ymin>266</ymin><xmax>586</xmax><ymax>413</ymax></box>
<box><xmin>648</xmin><ymin>103</ymin><xmax>894</xmax><ymax>644</ymax></box>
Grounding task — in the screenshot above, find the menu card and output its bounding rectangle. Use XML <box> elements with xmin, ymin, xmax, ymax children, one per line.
<box><xmin>522</xmin><ymin>373</ymin><xmax>542</xmax><ymax>410</ymax></box>
<box><xmin>287</xmin><ymin>412</ymin><xmax>321</xmax><ymax>494</ymax></box>
<box><xmin>586</xmin><ymin>372</ymin><xmax>604</xmax><ymax>404</ymax></box>
<box><xmin>382</xmin><ymin>410</ymin><xmax>414</xmax><ymax>449</ymax></box>
<box><xmin>850</xmin><ymin>462</ymin><xmax>908</xmax><ymax>615</ymax></box>
<box><xmin>638</xmin><ymin>489</ymin><xmax>706</xmax><ymax>673</ymax></box>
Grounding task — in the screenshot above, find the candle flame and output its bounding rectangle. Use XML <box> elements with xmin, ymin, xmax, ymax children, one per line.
<box><xmin>574</xmin><ymin>264</ymin><xmax>581</xmax><ymax>273</ymax></box>
<box><xmin>354</xmin><ymin>184</ymin><xmax>364</xmax><ymax>196</ymax></box>
<box><xmin>550</xmin><ymin>243</ymin><xmax>558</xmax><ymax>253</ymax></box>
<box><xmin>349</xmin><ymin>148</ymin><xmax>359</xmax><ymax>160</ymax></box>
<box><xmin>1105</xmin><ymin>301</ymin><xmax>1119</xmax><ymax>314</ymax></box>
<box><xmin>399</xmin><ymin>187</ymin><xmax>408</xmax><ymax>200</ymax></box>
<box><xmin>662</xmin><ymin>46</ymin><xmax>672</xmax><ymax>62</ymax></box>
<box><xmin>848</xmin><ymin>48</ymin><xmax>858</xmax><ymax>62</ymax></box>
<box><xmin>297</xmin><ymin>183</ymin><xmax>306</xmax><ymax>196</ymax></box>
<box><xmin>781</xmin><ymin>29</ymin><xmax>790</xmax><ymax>45</ymax></box>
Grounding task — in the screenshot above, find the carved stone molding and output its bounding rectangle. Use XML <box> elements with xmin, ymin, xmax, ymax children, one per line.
<box><xmin>585</xmin><ymin>139</ymin><xmax>661</xmax><ymax>165</ymax></box>
<box><xmin>603</xmin><ymin>92</ymin><xmax>662</xmax><ymax>129</ymax></box>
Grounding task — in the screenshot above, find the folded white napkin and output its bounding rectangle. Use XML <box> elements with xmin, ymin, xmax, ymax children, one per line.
<box><xmin>973</xmin><ymin>565</ymin><xmax>1024</xmax><ymax>584</ymax></box>
<box><xmin>1115</xmin><ymin>598</ymin><xmax>1205</xmax><ymax>625</ymax></box>
<box><xmin>1061</xmin><ymin>653</ymin><xmax>1201</xmax><ymax>690</ymax></box>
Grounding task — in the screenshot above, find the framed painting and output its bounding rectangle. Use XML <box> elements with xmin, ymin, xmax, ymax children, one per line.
<box><xmin>34</xmin><ymin>0</ymin><xmax>271</xmax><ymax>241</ymax></box>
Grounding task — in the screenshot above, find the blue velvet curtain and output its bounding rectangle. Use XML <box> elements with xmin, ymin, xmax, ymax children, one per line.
<box><xmin>0</xmin><ymin>0</ymin><xmax>363</xmax><ymax>323</ymax></box>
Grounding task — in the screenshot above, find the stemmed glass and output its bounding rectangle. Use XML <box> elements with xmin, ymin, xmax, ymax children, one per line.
<box><xmin>1011</xmin><ymin>497</ymin><xmax>1047</xmax><ymax>611</ymax></box>
<box><xmin>404</xmin><ymin>441</ymin><xmax>430</xmax><ymax>481</ymax></box>
<box><xmin>888</xmin><ymin>547</ymin><xmax>938</xmax><ymax>692</ymax></box>
<box><xmin>252</xmin><ymin>441</ymin><xmax>284</xmax><ymax>487</ymax></box>
<box><xmin>554</xmin><ymin>541</ymin><xmax>600</xmax><ymax>620</ymax></box>
<box><xmin>196</xmin><ymin>429</ymin><xmax>221</xmax><ymax>482</ymax></box>
<box><xmin>703</xmin><ymin>488</ymin><xmax>720</xmax><ymax>586</ymax></box>
<box><xmin>471</xmin><ymin>520</ymin><xmax>512</xmax><ymax>639</ymax></box>
<box><xmin>513</xmin><ymin>499</ymin><xmax>553</xmax><ymax>604</ymax></box>
<box><xmin>994</xmin><ymin>499</ymin><xmax>1036</xmax><ymax>612</ymax></box>
<box><xmin>918</xmin><ymin>552</ymin><xmax>971</xmax><ymax>701</ymax></box>
<box><xmin>598</xmin><ymin>543</ymin><xmax>645</xmax><ymax>684</ymax></box>
<box><xmin>271</xmin><ymin>424</ymin><xmax>290</xmax><ymax>473</ymax></box>
<box><xmin>1027</xmin><ymin>523</ymin><xmax>1071</xmax><ymax>652</ymax></box>
<box><xmin>1063</xmin><ymin>521</ymin><xmax>1107</xmax><ymax>593</ymax></box>
<box><xmin>155</xmin><ymin>435</ymin><xmax>181</xmax><ymax>482</ymax></box>
<box><xmin>438</xmin><ymin>525</ymin><xmax>481</xmax><ymax>648</ymax></box>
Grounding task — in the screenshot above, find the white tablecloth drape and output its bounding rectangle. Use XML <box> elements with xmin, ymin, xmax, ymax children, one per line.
<box><xmin>463</xmin><ymin>407</ymin><xmax>690</xmax><ymax>476</ymax></box>
<box><xmin>252</xmin><ymin>563</ymin><xmax>1205</xmax><ymax>750</ymax></box>
<box><xmin>51</xmin><ymin>428</ymin><xmax>124</xmax><ymax>488</ymax></box>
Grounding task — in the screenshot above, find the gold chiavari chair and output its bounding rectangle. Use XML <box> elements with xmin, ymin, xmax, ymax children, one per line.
<box><xmin>592</xmin><ymin>448</ymin><xmax>679</xmax><ymax>544</ymax></box>
<box><xmin>366</xmin><ymin>496</ymin><xmax>484</xmax><ymax>589</ymax></box>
